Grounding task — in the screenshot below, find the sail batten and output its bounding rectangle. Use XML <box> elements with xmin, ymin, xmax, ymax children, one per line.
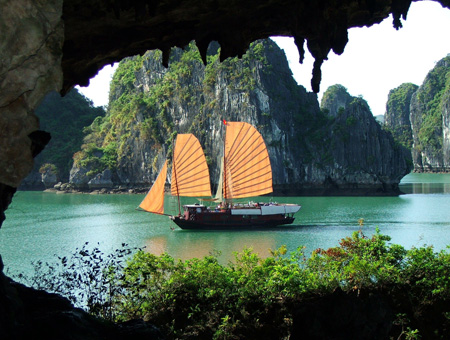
<box><xmin>176</xmin><ymin>154</ymin><xmax>206</xmax><ymax>176</ymax></box>
<box><xmin>224</xmin><ymin>122</ymin><xmax>273</xmax><ymax>199</ymax></box>
<box><xmin>231</xmin><ymin>151</ymin><xmax>267</xmax><ymax>177</ymax></box>
<box><xmin>228</xmin><ymin>130</ymin><xmax>259</xmax><ymax>164</ymax></box>
<box><xmin>230</xmin><ymin>168</ymin><xmax>272</xmax><ymax>186</ymax></box>
<box><xmin>174</xmin><ymin>144</ymin><xmax>203</xmax><ymax>168</ymax></box>
<box><xmin>171</xmin><ymin>134</ymin><xmax>212</xmax><ymax>197</ymax></box>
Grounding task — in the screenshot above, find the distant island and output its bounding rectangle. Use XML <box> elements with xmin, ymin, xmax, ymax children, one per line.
<box><xmin>385</xmin><ymin>54</ymin><xmax>450</xmax><ymax>173</ymax></box>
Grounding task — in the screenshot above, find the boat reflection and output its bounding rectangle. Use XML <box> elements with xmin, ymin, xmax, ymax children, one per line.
<box><xmin>144</xmin><ymin>236</ymin><xmax>167</xmax><ymax>256</ymax></box>
<box><xmin>144</xmin><ymin>231</ymin><xmax>277</xmax><ymax>263</ymax></box>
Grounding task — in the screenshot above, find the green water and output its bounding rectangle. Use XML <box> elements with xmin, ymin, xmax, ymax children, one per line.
<box><xmin>2</xmin><ymin>173</ymin><xmax>450</xmax><ymax>276</ymax></box>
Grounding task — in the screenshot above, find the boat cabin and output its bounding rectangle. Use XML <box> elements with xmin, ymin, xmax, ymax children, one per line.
<box><xmin>182</xmin><ymin>204</ymin><xmax>208</xmax><ymax>219</ymax></box>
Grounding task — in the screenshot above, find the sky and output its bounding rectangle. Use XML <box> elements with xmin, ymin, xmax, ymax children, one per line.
<box><xmin>77</xmin><ymin>1</ymin><xmax>450</xmax><ymax>117</ymax></box>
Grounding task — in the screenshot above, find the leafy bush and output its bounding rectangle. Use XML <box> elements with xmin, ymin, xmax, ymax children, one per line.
<box><xmin>16</xmin><ymin>242</ymin><xmax>138</xmax><ymax>321</ymax></box>
<box><xmin>15</xmin><ymin>228</ymin><xmax>450</xmax><ymax>339</ymax></box>
<box><xmin>39</xmin><ymin>163</ymin><xmax>58</xmax><ymax>175</ymax></box>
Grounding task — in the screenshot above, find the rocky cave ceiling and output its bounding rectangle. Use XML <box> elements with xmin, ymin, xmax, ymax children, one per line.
<box><xmin>62</xmin><ymin>0</ymin><xmax>450</xmax><ymax>94</ymax></box>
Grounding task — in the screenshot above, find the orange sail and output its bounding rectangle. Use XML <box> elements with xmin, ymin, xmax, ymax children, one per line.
<box><xmin>224</xmin><ymin>122</ymin><xmax>273</xmax><ymax>199</ymax></box>
<box><xmin>139</xmin><ymin>160</ymin><xmax>168</xmax><ymax>214</ymax></box>
<box><xmin>171</xmin><ymin>134</ymin><xmax>212</xmax><ymax>197</ymax></box>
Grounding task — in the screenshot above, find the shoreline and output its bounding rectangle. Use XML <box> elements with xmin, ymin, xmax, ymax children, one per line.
<box><xmin>18</xmin><ymin>185</ymin><xmax>406</xmax><ymax>197</ymax></box>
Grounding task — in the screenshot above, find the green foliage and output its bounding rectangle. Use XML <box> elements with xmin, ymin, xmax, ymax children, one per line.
<box><xmin>204</xmin><ymin>49</ymin><xmax>220</xmax><ymax>89</ymax></box>
<box><xmin>401</xmin><ymin>245</ymin><xmax>450</xmax><ymax>298</ymax></box>
<box><xmin>394</xmin><ymin>313</ymin><xmax>422</xmax><ymax>340</ymax></box>
<box><xmin>111</xmin><ymin>55</ymin><xmax>144</xmax><ymax>93</ymax></box>
<box><xmin>346</xmin><ymin>115</ymin><xmax>357</xmax><ymax>126</ymax></box>
<box><xmin>308</xmin><ymin>229</ymin><xmax>407</xmax><ymax>291</ymax></box>
<box><xmin>415</xmin><ymin>57</ymin><xmax>450</xmax><ymax>156</ymax></box>
<box><xmin>15</xmin><ymin>243</ymin><xmax>138</xmax><ymax>321</ymax></box>
<box><xmin>17</xmin><ymin>228</ymin><xmax>450</xmax><ymax>339</ymax></box>
<box><xmin>215</xmin><ymin>41</ymin><xmax>270</xmax><ymax>93</ymax></box>
<box><xmin>384</xmin><ymin>124</ymin><xmax>414</xmax><ymax>150</ymax></box>
<box><xmin>385</xmin><ymin>83</ymin><xmax>417</xmax><ymax>151</ymax></box>
<box><xmin>34</xmin><ymin>89</ymin><xmax>105</xmax><ymax>181</ymax></box>
<box><xmin>321</xmin><ymin>84</ymin><xmax>348</xmax><ymax>108</ymax></box>
<box><xmin>39</xmin><ymin>163</ymin><xmax>58</xmax><ymax>175</ymax></box>
<box><xmin>73</xmin><ymin>142</ymin><xmax>117</xmax><ymax>176</ymax></box>
<box><xmin>387</xmin><ymin>83</ymin><xmax>417</xmax><ymax>112</ymax></box>
<box><xmin>102</xmin><ymin>142</ymin><xmax>118</xmax><ymax>170</ymax></box>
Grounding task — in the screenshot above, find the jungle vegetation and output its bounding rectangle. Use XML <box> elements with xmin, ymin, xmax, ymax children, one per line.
<box><xmin>34</xmin><ymin>89</ymin><xmax>105</xmax><ymax>181</ymax></box>
<box><xmin>414</xmin><ymin>56</ymin><xmax>450</xmax><ymax>157</ymax></box>
<box><xmin>74</xmin><ymin>40</ymin><xmax>272</xmax><ymax>176</ymax></box>
<box><xmin>16</xmin><ymin>229</ymin><xmax>450</xmax><ymax>340</ymax></box>
<box><xmin>384</xmin><ymin>83</ymin><xmax>418</xmax><ymax>150</ymax></box>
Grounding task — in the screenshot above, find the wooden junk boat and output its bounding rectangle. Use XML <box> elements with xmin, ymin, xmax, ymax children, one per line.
<box><xmin>138</xmin><ymin>121</ymin><xmax>301</xmax><ymax>230</ymax></box>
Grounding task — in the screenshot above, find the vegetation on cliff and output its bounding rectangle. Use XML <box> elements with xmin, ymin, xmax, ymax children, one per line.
<box><xmin>75</xmin><ymin>41</ymin><xmax>272</xmax><ymax>178</ymax></box>
<box><xmin>414</xmin><ymin>56</ymin><xmax>450</xmax><ymax>157</ymax></box>
<box><xmin>18</xmin><ymin>229</ymin><xmax>450</xmax><ymax>339</ymax></box>
<box><xmin>320</xmin><ymin>84</ymin><xmax>411</xmax><ymax>184</ymax></box>
<box><xmin>384</xmin><ymin>83</ymin><xmax>418</xmax><ymax>150</ymax></box>
<box><xmin>385</xmin><ymin>55</ymin><xmax>450</xmax><ymax>172</ymax></box>
<box><xmin>68</xmin><ymin>39</ymin><xmax>409</xmax><ymax>193</ymax></box>
<box><xmin>33</xmin><ymin>89</ymin><xmax>105</xmax><ymax>181</ymax></box>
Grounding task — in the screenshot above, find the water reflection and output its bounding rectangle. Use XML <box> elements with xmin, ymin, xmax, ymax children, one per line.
<box><xmin>144</xmin><ymin>230</ymin><xmax>277</xmax><ymax>262</ymax></box>
<box><xmin>400</xmin><ymin>173</ymin><xmax>450</xmax><ymax>194</ymax></box>
<box><xmin>400</xmin><ymin>182</ymin><xmax>450</xmax><ymax>194</ymax></box>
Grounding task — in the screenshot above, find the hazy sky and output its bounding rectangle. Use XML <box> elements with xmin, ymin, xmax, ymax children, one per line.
<box><xmin>77</xmin><ymin>1</ymin><xmax>450</xmax><ymax>116</ymax></box>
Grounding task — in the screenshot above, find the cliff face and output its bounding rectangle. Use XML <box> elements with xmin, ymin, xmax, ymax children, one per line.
<box><xmin>385</xmin><ymin>55</ymin><xmax>450</xmax><ymax>172</ymax></box>
<box><xmin>410</xmin><ymin>56</ymin><xmax>450</xmax><ymax>172</ymax></box>
<box><xmin>319</xmin><ymin>85</ymin><xmax>411</xmax><ymax>192</ymax></box>
<box><xmin>70</xmin><ymin>40</ymin><xmax>410</xmax><ymax>195</ymax></box>
<box><xmin>384</xmin><ymin>83</ymin><xmax>418</xmax><ymax>149</ymax></box>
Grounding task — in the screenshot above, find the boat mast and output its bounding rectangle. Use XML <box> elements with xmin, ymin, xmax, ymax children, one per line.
<box><xmin>172</xmin><ymin>135</ymin><xmax>182</xmax><ymax>216</ymax></box>
<box><xmin>222</xmin><ymin>119</ymin><xmax>230</xmax><ymax>208</ymax></box>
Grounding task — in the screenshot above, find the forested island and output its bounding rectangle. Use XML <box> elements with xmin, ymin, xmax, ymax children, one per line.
<box><xmin>24</xmin><ymin>39</ymin><xmax>412</xmax><ymax>195</ymax></box>
<box><xmin>20</xmin><ymin>90</ymin><xmax>105</xmax><ymax>190</ymax></box>
<box><xmin>385</xmin><ymin>55</ymin><xmax>450</xmax><ymax>173</ymax></box>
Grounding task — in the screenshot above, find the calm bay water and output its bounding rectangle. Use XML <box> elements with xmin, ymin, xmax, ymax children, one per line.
<box><xmin>1</xmin><ymin>172</ymin><xmax>450</xmax><ymax>276</ymax></box>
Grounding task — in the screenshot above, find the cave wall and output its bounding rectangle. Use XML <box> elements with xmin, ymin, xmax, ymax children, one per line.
<box><xmin>0</xmin><ymin>0</ymin><xmax>64</xmax><ymax>224</ymax></box>
<box><xmin>0</xmin><ymin>0</ymin><xmax>63</xmax><ymax>186</ymax></box>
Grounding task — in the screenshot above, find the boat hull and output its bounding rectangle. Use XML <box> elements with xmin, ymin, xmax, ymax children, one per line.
<box><xmin>171</xmin><ymin>211</ymin><xmax>296</xmax><ymax>230</ymax></box>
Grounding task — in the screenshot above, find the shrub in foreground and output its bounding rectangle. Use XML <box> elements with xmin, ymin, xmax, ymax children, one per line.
<box><xmin>16</xmin><ymin>229</ymin><xmax>450</xmax><ymax>339</ymax></box>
